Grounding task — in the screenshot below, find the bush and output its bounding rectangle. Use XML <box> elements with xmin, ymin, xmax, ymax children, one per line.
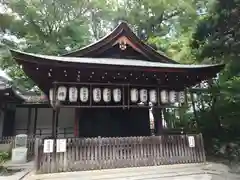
<box><xmin>211</xmin><ymin>138</ymin><xmax>240</xmax><ymax>163</ymax></box>
<box><xmin>0</xmin><ymin>152</ymin><xmax>10</xmax><ymax>165</ymax></box>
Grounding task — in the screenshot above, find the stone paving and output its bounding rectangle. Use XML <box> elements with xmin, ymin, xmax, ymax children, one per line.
<box><xmin>0</xmin><ymin>169</ymin><xmax>31</xmax><ymax>180</ymax></box>
<box><xmin>0</xmin><ymin>161</ymin><xmax>33</xmax><ymax>180</ymax></box>
<box><xmin>23</xmin><ymin>163</ymin><xmax>240</xmax><ymax>180</ymax></box>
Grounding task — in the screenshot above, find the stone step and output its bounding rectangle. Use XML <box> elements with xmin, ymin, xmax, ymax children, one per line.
<box><xmin>4</xmin><ymin>160</ymin><xmax>34</xmax><ymax>170</ymax></box>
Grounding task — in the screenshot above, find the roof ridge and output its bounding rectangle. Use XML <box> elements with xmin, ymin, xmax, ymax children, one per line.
<box><xmin>62</xmin><ymin>22</ymin><xmax>179</xmax><ymax>64</ymax></box>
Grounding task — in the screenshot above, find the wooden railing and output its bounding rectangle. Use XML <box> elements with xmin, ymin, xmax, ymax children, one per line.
<box><xmin>15</xmin><ymin>127</ymin><xmax>74</xmax><ymax>138</ymax></box>
<box><xmin>0</xmin><ymin>136</ymin><xmax>36</xmax><ymax>160</ymax></box>
<box><xmin>36</xmin><ymin>134</ymin><xmax>206</xmax><ymax>173</ymax></box>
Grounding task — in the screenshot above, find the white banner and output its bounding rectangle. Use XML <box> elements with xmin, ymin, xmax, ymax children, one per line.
<box><xmin>43</xmin><ymin>139</ymin><xmax>53</xmax><ymax>153</ymax></box>
<box><xmin>57</xmin><ymin>139</ymin><xmax>67</xmax><ymax>153</ymax></box>
<box><xmin>188</xmin><ymin>136</ymin><xmax>195</xmax><ymax>148</ymax></box>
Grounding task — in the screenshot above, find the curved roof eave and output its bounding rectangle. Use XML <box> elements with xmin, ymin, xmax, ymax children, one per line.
<box><xmin>10</xmin><ymin>49</ymin><xmax>225</xmax><ymax>70</ymax></box>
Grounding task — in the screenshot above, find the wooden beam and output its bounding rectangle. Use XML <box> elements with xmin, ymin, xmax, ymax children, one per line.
<box><xmin>52</xmin><ymin>82</ymin><xmax>58</xmax><ymax>172</ymax></box>
<box><xmin>56</xmin><ymin>109</ymin><xmax>59</xmax><ymax>137</ymax></box>
<box><xmin>33</xmin><ymin>107</ymin><xmax>38</xmax><ymax>137</ymax></box>
<box><xmin>27</xmin><ymin>108</ymin><xmax>32</xmax><ymax>135</ymax></box>
<box><xmin>52</xmin><ymin>110</ymin><xmax>56</xmax><ymax>138</ymax></box>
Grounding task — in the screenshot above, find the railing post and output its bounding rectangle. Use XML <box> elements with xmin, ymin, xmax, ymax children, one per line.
<box><xmin>34</xmin><ymin>138</ymin><xmax>40</xmax><ymax>172</ymax></box>
<box><xmin>199</xmin><ymin>133</ymin><xmax>206</xmax><ymax>163</ymax></box>
<box><xmin>98</xmin><ymin>136</ymin><xmax>102</xmax><ymax>169</ymax></box>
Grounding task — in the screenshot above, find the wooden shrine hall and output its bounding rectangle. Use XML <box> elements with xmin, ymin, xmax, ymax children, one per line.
<box><xmin>10</xmin><ymin>22</ymin><xmax>224</xmax><ymax>173</ymax></box>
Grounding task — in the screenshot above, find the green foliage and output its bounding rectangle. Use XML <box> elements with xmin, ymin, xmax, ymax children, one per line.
<box><xmin>0</xmin><ymin>151</ymin><xmax>10</xmax><ymax>165</ymax></box>
<box><xmin>191</xmin><ymin>0</ymin><xmax>240</xmax><ymax>161</ymax></box>
<box><xmin>0</xmin><ymin>0</ymin><xmax>205</xmax><ymax>90</ymax></box>
<box><xmin>191</xmin><ymin>0</ymin><xmax>240</xmax><ymax>63</ymax></box>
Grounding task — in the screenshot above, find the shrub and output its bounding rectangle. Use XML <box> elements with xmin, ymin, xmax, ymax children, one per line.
<box><xmin>0</xmin><ymin>151</ymin><xmax>10</xmax><ymax>165</ymax></box>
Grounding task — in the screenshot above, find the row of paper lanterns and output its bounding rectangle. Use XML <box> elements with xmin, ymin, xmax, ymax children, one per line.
<box><xmin>49</xmin><ymin>87</ymin><xmax>185</xmax><ymax>104</ymax></box>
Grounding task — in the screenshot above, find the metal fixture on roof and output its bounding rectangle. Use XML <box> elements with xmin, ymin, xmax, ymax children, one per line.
<box><xmin>119</xmin><ymin>39</ymin><xmax>127</xmax><ymax>50</ymax></box>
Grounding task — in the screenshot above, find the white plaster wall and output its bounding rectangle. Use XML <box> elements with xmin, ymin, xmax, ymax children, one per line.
<box><xmin>15</xmin><ymin>107</ymin><xmax>75</xmax><ymax>137</ymax></box>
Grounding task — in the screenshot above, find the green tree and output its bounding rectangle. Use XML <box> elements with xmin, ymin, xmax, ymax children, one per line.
<box><xmin>0</xmin><ymin>0</ymin><xmax>111</xmax><ymax>90</ymax></box>
<box><xmin>192</xmin><ymin>0</ymin><xmax>240</xmax><ymax>158</ymax></box>
<box><xmin>0</xmin><ymin>0</ymin><xmax>207</xmax><ymax>90</ymax></box>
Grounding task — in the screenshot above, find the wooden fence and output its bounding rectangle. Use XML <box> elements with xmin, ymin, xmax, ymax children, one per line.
<box><xmin>36</xmin><ymin>134</ymin><xmax>206</xmax><ymax>173</ymax></box>
<box><xmin>0</xmin><ymin>136</ymin><xmax>36</xmax><ymax>160</ymax></box>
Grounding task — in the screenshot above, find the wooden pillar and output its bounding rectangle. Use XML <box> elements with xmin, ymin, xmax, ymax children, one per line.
<box><xmin>51</xmin><ymin>108</ymin><xmax>58</xmax><ymax>172</ymax></box>
<box><xmin>55</xmin><ymin>110</ymin><xmax>59</xmax><ymax>138</ymax></box>
<box><xmin>52</xmin><ymin>82</ymin><xmax>58</xmax><ymax>172</ymax></box>
<box><xmin>33</xmin><ymin>107</ymin><xmax>38</xmax><ymax>137</ymax></box>
<box><xmin>27</xmin><ymin>107</ymin><xmax>32</xmax><ymax>135</ymax></box>
<box><xmin>52</xmin><ymin>110</ymin><xmax>56</xmax><ymax>137</ymax></box>
<box><xmin>153</xmin><ymin>108</ymin><xmax>163</xmax><ymax>135</ymax></box>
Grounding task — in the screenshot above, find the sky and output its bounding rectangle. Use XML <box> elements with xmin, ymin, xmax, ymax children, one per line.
<box><xmin>0</xmin><ymin>69</ymin><xmax>12</xmax><ymax>81</ymax></box>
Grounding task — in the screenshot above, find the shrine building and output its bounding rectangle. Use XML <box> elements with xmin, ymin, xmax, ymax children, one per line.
<box><xmin>8</xmin><ymin>22</ymin><xmax>224</xmax><ymax>173</ymax></box>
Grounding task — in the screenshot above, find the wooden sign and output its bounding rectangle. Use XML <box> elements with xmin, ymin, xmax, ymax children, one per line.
<box><xmin>43</xmin><ymin>139</ymin><xmax>53</xmax><ymax>153</ymax></box>
<box><xmin>57</xmin><ymin>139</ymin><xmax>67</xmax><ymax>153</ymax></box>
<box><xmin>188</xmin><ymin>136</ymin><xmax>195</xmax><ymax>147</ymax></box>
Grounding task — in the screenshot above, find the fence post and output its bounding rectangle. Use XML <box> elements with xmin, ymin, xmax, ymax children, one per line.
<box><xmin>34</xmin><ymin>138</ymin><xmax>40</xmax><ymax>172</ymax></box>
<box><xmin>199</xmin><ymin>133</ymin><xmax>206</xmax><ymax>163</ymax></box>
<box><xmin>98</xmin><ymin>136</ymin><xmax>102</xmax><ymax>169</ymax></box>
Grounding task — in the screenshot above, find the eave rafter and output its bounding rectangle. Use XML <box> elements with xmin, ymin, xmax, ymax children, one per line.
<box><xmin>10</xmin><ymin>49</ymin><xmax>224</xmax><ymax>95</ymax></box>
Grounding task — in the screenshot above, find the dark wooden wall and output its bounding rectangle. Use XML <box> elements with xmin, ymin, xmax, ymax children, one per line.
<box><xmin>78</xmin><ymin>108</ymin><xmax>150</xmax><ymax>137</ymax></box>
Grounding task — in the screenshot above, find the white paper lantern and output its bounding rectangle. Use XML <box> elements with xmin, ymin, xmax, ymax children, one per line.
<box><xmin>193</xmin><ymin>93</ymin><xmax>198</xmax><ymax>101</ymax></box>
<box><xmin>69</xmin><ymin>87</ymin><xmax>78</xmax><ymax>102</ymax></box>
<box><xmin>57</xmin><ymin>86</ymin><xmax>67</xmax><ymax>101</ymax></box>
<box><xmin>178</xmin><ymin>91</ymin><xmax>185</xmax><ymax>103</ymax></box>
<box><xmin>140</xmin><ymin>89</ymin><xmax>148</xmax><ymax>103</ymax></box>
<box><xmin>93</xmin><ymin>88</ymin><xmax>101</xmax><ymax>102</ymax></box>
<box><xmin>103</xmin><ymin>88</ymin><xmax>111</xmax><ymax>102</ymax></box>
<box><xmin>49</xmin><ymin>88</ymin><xmax>53</xmax><ymax>101</ymax></box>
<box><xmin>169</xmin><ymin>90</ymin><xmax>177</xmax><ymax>104</ymax></box>
<box><xmin>160</xmin><ymin>90</ymin><xmax>168</xmax><ymax>104</ymax></box>
<box><xmin>130</xmin><ymin>89</ymin><xmax>138</xmax><ymax>103</ymax></box>
<box><xmin>149</xmin><ymin>89</ymin><xmax>157</xmax><ymax>104</ymax></box>
<box><xmin>80</xmin><ymin>87</ymin><xmax>89</xmax><ymax>102</ymax></box>
<box><xmin>113</xmin><ymin>88</ymin><xmax>121</xmax><ymax>102</ymax></box>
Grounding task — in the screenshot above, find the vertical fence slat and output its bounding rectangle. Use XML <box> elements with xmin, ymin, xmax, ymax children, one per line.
<box><xmin>200</xmin><ymin>133</ymin><xmax>206</xmax><ymax>162</ymax></box>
